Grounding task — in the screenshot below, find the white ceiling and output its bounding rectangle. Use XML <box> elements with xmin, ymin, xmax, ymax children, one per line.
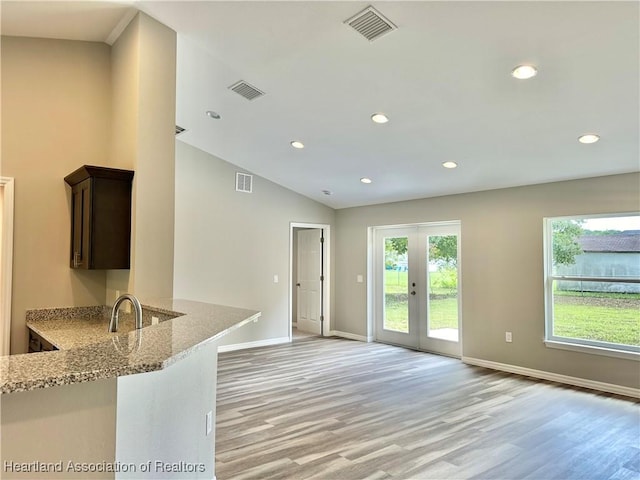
<box><xmin>3</xmin><ymin>1</ymin><xmax>639</xmax><ymax>209</ymax></box>
<box><xmin>0</xmin><ymin>1</ymin><xmax>136</xmax><ymax>44</ymax></box>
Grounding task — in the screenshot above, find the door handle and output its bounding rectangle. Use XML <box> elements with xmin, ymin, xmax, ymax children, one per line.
<box><xmin>410</xmin><ymin>291</ymin><xmax>416</xmax><ymax>295</ymax></box>
<box><xmin>296</xmin><ymin>283</ymin><xmax>301</xmax><ymax>287</ymax></box>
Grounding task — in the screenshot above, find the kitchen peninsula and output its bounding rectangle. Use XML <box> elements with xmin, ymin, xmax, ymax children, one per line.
<box><xmin>0</xmin><ymin>298</ymin><xmax>260</xmax><ymax>480</ymax></box>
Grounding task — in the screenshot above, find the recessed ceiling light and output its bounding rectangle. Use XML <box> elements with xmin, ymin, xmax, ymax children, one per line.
<box><xmin>322</xmin><ymin>190</ymin><xmax>333</xmax><ymax>196</ymax></box>
<box><xmin>290</xmin><ymin>141</ymin><xmax>305</xmax><ymax>149</ymax></box>
<box><xmin>360</xmin><ymin>177</ymin><xmax>373</xmax><ymax>184</ymax></box>
<box><xmin>442</xmin><ymin>161</ymin><xmax>458</xmax><ymax>169</ymax></box>
<box><xmin>371</xmin><ymin>113</ymin><xmax>389</xmax><ymax>124</ymax></box>
<box><xmin>511</xmin><ymin>65</ymin><xmax>538</xmax><ymax>80</ymax></box>
<box><xmin>206</xmin><ymin>110</ymin><xmax>220</xmax><ymax>119</ymax></box>
<box><xmin>578</xmin><ymin>134</ymin><xmax>600</xmax><ymax>144</ymax></box>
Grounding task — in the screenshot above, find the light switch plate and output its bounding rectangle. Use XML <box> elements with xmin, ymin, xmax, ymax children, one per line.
<box><xmin>152</xmin><ymin>316</ymin><xmax>159</xmax><ymax>325</ymax></box>
<box><xmin>357</xmin><ymin>275</ymin><xmax>364</xmax><ymax>283</ymax></box>
<box><xmin>206</xmin><ymin>411</ymin><xmax>213</xmax><ymax>436</ymax></box>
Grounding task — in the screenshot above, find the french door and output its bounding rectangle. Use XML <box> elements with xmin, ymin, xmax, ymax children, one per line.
<box><xmin>374</xmin><ymin>223</ymin><xmax>461</xmax><ymax>357</ymax></box>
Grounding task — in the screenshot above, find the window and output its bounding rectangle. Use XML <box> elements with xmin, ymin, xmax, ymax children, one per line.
<box><xmin>544</xmin><ymin>213</ymin><xmax>640</xmax><ymax>358</ymax></box>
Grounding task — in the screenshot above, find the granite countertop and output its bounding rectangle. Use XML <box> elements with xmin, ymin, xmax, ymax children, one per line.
<box><xmin>26</xmin><ymin>304</ymin><xmax>178</xmax><ymax>350</ymax></box>
<box><xmin>0</xmin><ymin>298</ymin><xmax>261</xmax><ymax>394</ymax></box>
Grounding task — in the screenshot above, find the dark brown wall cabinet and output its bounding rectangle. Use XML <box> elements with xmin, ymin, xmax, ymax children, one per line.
<box><xmin>64</xmin><ymin>165</ymin><xmax>134</xmax><ymax>270</ymax></box>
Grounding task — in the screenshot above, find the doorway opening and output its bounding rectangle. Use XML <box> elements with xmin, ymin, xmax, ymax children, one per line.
<box><xmin>1</xmin><ymin>177</ymin><xmax>15</xmax><ymax>355</ymax></box>
<box><xmin>370</xmin><ymin>221</ymin><xmax>462</xmax><ymax>358</ymax></box>
<box><xmin>289</xmin><ymin>222</ymin><xmax>331</xmax><ymax>341</ymax></box>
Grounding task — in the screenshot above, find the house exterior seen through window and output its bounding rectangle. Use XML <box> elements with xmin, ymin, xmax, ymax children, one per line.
<box><xmin>544</xmin><ymin>214</ymin><xmax>640</xmax><ymax>357</ymax></box>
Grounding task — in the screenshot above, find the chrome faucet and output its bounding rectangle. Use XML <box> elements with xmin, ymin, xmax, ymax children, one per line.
<box><xmin>109</xmin><ymin>294</ymin><xmax>143</xmax><ymax>333</ymax></box>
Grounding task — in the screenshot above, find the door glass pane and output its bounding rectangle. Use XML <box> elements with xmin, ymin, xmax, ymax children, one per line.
<box><xmin>384</xmin><ymin>236</ymin><xmax>409</xmax><ymax>333</ymax></box>
<box><xmin>427</xmin><ymin>235</ymin><xmax>459</xmax><ymax>341</ymax></box>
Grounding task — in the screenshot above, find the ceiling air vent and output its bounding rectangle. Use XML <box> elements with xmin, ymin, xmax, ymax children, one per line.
<box><xmin>236</xmin><ymin>172</ymin><xmax>253</xmax><ymax>193</ymax></box>
<box><xmin>344</xmin><ymin>5</ymin><xmax>397</xmax><ymax>42</ymax></box>
<box><xmin>228</xmin><ymin>80</ymin><xmax>265</xmax><ymax>101</ymax></box>
<box><xmin>175</xmin><ymin>125</ymin><xmax>186</xmax><ymax>136</ymax></box>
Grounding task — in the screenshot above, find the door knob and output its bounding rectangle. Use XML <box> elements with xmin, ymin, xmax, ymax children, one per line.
<box><xmin>410</xmin><ymin>291</ymin><xmax>416</xmax><ymax>295</ymax></box>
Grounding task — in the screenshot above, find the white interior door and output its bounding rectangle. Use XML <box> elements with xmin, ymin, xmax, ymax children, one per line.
<box><xmin>374</xmin><ymin>223</ymin><xmax>461</xmax><ymax>357</ymax></box>
<box><xmin>297</xmin><ymin>229</ymin><xmax>322</xmax><ymax>334</ymax></box>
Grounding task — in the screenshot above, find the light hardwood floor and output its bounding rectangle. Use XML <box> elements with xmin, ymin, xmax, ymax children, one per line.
<box><xmin>216</xmin><ymin>336</ymin><xmax>640</xmax><ymax>480</ymax></box>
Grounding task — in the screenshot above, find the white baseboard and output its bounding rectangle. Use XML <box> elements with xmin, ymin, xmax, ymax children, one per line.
<box><xmin>462</xmin><ymin>356</ymin><xmax>640</xmax><ymax>399</ymax></box>
<box><xmin>218</xmin><ymin>337</ymin><xmax>290</xmax><ymax>353</ymax></box>
<box><xmin>329</xmin><ymin>330</ymin><xmax>373</xmax><ymax>342</ymax></box>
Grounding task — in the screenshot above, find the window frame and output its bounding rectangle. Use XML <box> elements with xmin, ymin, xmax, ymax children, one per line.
<box><xmin>543</xmin><ymin>213</ymin><xmax>640</xmax><ymax>360</ymax></box>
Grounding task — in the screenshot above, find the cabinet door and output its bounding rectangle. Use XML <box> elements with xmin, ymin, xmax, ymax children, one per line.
<box><xmin>70</xmin><ymin>179</ymin><xmax>91</xmax><ymax>268</ymax></box>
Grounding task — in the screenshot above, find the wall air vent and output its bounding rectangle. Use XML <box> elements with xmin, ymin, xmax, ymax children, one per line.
<box><xmin>175</xmin><ymin>125</ymin><xmax>186</xmax><ymax>136</ymax></box>
<box><xmin>228</xmin><ymin>80</ymin><xmax>265</xmax><ymax>101</ymax></box>
<box><xmin>344</xmin><ymin>5</ymin><xmax>397</xmax><ymax>42</ymax></box>
<box><xmin>236</xmin><ymin>172</ymin><xmax>253</xmax><ymax>193</ymax></box>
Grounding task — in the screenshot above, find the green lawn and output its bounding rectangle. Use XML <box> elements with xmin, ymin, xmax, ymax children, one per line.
<box><xmin>384</xmin><ymin>296</ymin><xmax>458</xmax><ymax>332</ymax></box>
<box><xmin>384</xmin><ymin>270</ymin><xmax>454</xmax><ymax>295</ymax></box>
<box><xmin>553</xmin><ymin>297</ymin><xmax>640</xmax><ymax>346</ymax></box>
<box><xmin>383</xmin><ymin>270</ymin><xmax>640</xmax><ymax>346</ymax></box>
<box><xmin>384</xmin><ymin>270</ymin><xmax>408</xmax><ymax>294</ymax></box>
<box><xmin>384</xmin><ymin>270</ymin><xmax>457</xmax><ymax>332</ymax></box>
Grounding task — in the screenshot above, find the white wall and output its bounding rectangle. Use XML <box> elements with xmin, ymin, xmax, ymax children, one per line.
<box><xmin>334</xmin><ymin>173</ymin><xmax>640</xmax><ymax>389</ymax></box>
<box><xmin>174</xmin><ymin>141</ymin><xmax>335</xmax><ymax>346</ymax></box>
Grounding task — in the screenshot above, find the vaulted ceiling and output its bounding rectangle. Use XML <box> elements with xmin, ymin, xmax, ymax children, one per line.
<box><xmin>3</xmin><ymin>1</ymin><xmax>639</xmax><ymax>208</ymax></box>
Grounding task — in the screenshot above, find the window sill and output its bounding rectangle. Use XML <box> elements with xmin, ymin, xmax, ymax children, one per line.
<box><xmin>545</xmin><ymin>340</ymin><xmax>640</xmax><ymax>361</ymax></box>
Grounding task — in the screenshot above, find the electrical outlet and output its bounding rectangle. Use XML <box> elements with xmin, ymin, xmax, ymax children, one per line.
<box><xmin>505</xmin><ymin>331</ymin><xmax>513</xmax><ymax>343</ymax></box>
<box><xmin>152</xmin><ymin>316</ymin><xmax>159</xmax><ymax>325</ymax></box>
<box><xmin>205</xmin><ymin>411</ymin><xmax>213</xmax><ymax>436</ymax></box>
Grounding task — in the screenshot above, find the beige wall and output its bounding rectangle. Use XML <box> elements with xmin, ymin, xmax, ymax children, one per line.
<box><xmin>334</xmin><ymin>173</ymin><xmax>640</xmax><ymax>389</ymax></box>
<box><xmin>174</xmin><ymin>141</ymin><xmax>335</xmax><ymax>345</ymax></box>
<box><xmin>1</xmin><ymin>14</ymin><xmax>175</xmax><ymax>353</ymax></box>
<box><xmin>133</xmin><ymin>13</ymin><xmax>176</xmax><ymax>299</ymax></box>
<box><xmin>1</xmin><ymin>339</ymin><xmax>220</xmax><ymax>479</ymax></box>
<box><xmin>1</xmin><ymin>378</ymin><xmax>117</xmax><ymax>479</ymax></box>
<box><xmin>106</xmin><ymin>13</ymin><xmax>176</xmax><ymax>303</ymax></box>
<box><xmin>116</xmin><ymin>340</ymin><xmax>218</xmax><ymax>479</ymax></box>
<box><xmin>0</xmin><ymin>187</ymin><xmax>3</xmax><ymax>283</ymax></box>
<box><xmin>0</xmin><ymin>37</ymin><xmax>110</xmax><ymax>353</ymax></box>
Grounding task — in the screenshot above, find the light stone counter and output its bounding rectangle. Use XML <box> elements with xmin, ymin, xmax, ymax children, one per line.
<box><xmin>0</xmin><ymin>298</ymin><xmax>261</xmax><ymax>394</ymax></box>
